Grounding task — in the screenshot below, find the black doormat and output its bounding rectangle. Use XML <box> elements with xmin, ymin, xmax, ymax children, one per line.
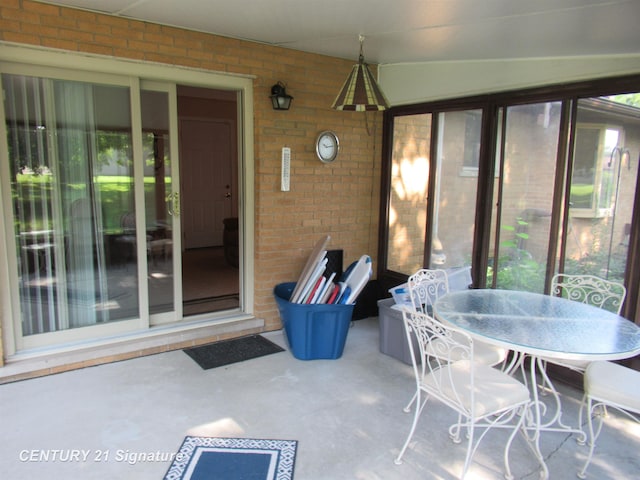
<box><xmin>184</xmin><ymin>335</ymin><xmax>285</xmax><ymax>370</ymax></box>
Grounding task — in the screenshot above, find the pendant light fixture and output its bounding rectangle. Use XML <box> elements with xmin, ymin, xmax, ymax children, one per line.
<box><xmin>332</xmin><ymin>35</ymin><xmax>389</xmax><ymax>112</ymax></box>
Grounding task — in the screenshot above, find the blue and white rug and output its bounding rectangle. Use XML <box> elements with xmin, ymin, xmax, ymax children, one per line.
<box><xmin>163</xmin><ymin>436</ymin><xmax>298</xmax><ymax>480</ymax></box>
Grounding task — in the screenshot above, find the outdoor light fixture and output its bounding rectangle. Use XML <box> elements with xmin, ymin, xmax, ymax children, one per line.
<box><xmin>270</xmin><ymin>82</ymin><xmax>293</xmax><ymax>110</ymax></box>
<box><xmin>332</xmin><ymin>35</ymin><xmax>389</xmax><ymax>111</ymax></box>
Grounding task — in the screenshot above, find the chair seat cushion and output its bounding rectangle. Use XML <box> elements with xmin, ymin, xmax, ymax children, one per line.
<box><xmin>585</xmin><ymin>361</ymin><xmax>640</xmax><ymax>412</ymax></box>
<box><xmin>422</xmin><ymin>360</ymin><xmax>530</xmax><ymax>417</ymax></box>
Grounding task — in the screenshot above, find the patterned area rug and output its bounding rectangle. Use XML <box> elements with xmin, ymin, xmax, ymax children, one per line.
<box><xmin>163</xmin><ymin>436</ymin><xmax>298</xmax><ymax>480</ymax></box>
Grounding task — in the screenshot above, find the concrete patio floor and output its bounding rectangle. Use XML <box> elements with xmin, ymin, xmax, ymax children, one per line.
<box><xmin>1</xmin><ymin>316</ymin><xmax>638</xmax><ymax>479</ymax></box>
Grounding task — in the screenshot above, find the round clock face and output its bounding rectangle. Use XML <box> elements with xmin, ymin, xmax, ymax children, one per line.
<box><xmin>316</xmin><ymin>131</ymin><xmax>339</xmax><ymax>163</ymax></box>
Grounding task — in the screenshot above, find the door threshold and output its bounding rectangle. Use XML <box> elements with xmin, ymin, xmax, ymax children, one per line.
<box><xmin>0</xmin><ymin>315</ymin><xmax>264</xmax><ymax>384</ymax></box>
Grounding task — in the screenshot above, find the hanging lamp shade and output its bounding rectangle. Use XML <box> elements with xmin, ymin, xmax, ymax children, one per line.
<box><xmin>332</xmin><ymin>37</ymin><xmax>389</xmax><ymax>111</ymax></box>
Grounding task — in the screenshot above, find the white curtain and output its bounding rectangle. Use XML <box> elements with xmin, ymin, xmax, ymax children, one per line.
<box><xmin>4</xmin><ymin>75</ymin><xmax>111</xmax><ymax>334</ymax></box>
<box><xmin>54</xmin><ymin>80</ymin><xmax>109</xmax><ymax>328</ymax></box>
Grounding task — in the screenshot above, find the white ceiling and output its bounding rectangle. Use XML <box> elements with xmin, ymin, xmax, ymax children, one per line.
<box><xmin>39</xmin><ymin>0</ymin><xmax>640</xmax><ymax>65</ymax></box>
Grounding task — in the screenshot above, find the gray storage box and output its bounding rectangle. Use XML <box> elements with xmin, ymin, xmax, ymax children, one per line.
<box><xmin>446</xmin><ymin>266</ymin><xmax>472</xmax><ymax>291</ymax></box>
<box><xmin>377</xmin><ymin>298</ymin><xmax>420</xmax><ymax>365</ymax></box>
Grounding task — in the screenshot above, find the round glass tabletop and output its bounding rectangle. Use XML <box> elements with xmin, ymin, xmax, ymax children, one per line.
<box><xmin>433</xmin><ymin>289</ymin><xmax>640</xmax><ymax>361</ymax></box>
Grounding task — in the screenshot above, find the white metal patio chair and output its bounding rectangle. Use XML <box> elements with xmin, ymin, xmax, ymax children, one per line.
<box><xmin>552</xmin><ymin>274</ymin><xmax>626</xmax><ymax>315</ymax></box>
<box><xmin>408</xmin><ymin>269</ymin><xmax>507</xmax><ymax>366</ymax></box>
<box><xmin>394</xmin><ymin>309</ymin><xmax>547</xmax><ymax>479</ymax></box>
<box><xmin>577</xmin><ymin>361</ymin><xmax>640</xmax><ymax>479</ymax></box>
<box><xmin>407</xmin><ymin>268</ymin><xmax>449</xmax><ymax>314</ymax></box>
<box><xmin>525</xmin><ymin>274</ymin><xmax>628</xmax><ymax>432</ymax></box>
<box><xmin>541</xmin><ymin>274</ymin><xmax>626</xmax><ymax>374</ymax></box>
<box><xmin>402</xmin><ymin>269</ymin><xmax>509</xmax><ymax>412</ymax></box>
<box><xmin>411</xmin><ymin>270</ymin><xmax>507</xmax><ymax>357</ymax></box>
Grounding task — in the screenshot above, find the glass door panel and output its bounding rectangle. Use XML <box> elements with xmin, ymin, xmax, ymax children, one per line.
<box><xmin>489</xmin><ymin>102</ymin><xmax>562</xmax><ymax>292</ymax></box>
<box><xmin>3</xmin><ymin>73</ymin><xmax>139</xmax><ymax>336</ymax></box>
<box><xmin>141</xmin><ymin>88</ymin><xmax>178</xmax><ymax>317</ymax></box>
<box><xmin>386</xmin><ymin>114</ymin><xmax>431</xmax><ymax>274</ymax></box>
<box><xmin>431</xmin><ymin>110</ymin><xmax>481</xmax><ymax>278</ymax></box>
<box><xmin>562</xmin><ymin>95</ymin><xmax>639</xmax><ymax>282</ymax></box>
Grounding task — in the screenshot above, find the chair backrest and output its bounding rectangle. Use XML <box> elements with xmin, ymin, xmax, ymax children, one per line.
<box><xmin>402</xmin><ymin>309</ymin><xmax>473</xmax><ymax>414</ymax></box>
<box><xmin>121</xmin><ymin>212</ymin><xmax>136</xmax><ymax>233</ymax></box>
<box><xmin>551</xmin><ymin>273</ymin><xmax>626</xmax><ymax>315</ymax></box>
<box><xmin>407</xmin><ymin>269</ymin><xmax>449</xmax><ymax>314</ymax></box>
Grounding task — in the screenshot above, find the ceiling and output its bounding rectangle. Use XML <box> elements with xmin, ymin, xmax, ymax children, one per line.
<box><xmin>40</xmin><ymin>0</ymin><xmax>640</xmax><ymax>65</ymax></box>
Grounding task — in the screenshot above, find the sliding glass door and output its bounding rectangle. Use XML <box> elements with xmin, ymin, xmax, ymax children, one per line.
<box><xmin>385</xmin><ymin>109</ymin><xmax>482</xmax><ymax>280</ymax></box>
<box><xmin>1</xmin><ymin>69</ymin><xmax>187</xmax><ymax>348</ymax></box>
<box><xmin>561</xmin><ymin>97</ymin><xmax>637</xmax><ymax>284</ymax></box>
<box><xmin>489</xmin><ymin>102</ymin><xmax>562</xmax><ymax>292</ymax></box>
<box><xmin>431</xmin><ymin>110</ymin><xmax>481</xmax><ymax>273</ymax></box>
<box><xmin>3</xmin><ymin>73</ymin><xmax>141</xmax><ymax>340</ymax></box>
<box><xmin>1</xmin><ymin>47</ymin><xmax>254</xmax><ymax>357</ymax></box>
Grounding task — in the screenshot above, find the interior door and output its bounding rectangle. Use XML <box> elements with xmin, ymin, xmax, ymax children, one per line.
<box><xmin>179</xmin><ymin>118</ymin><xmax>233</xmax><ymax>249</ymax></box>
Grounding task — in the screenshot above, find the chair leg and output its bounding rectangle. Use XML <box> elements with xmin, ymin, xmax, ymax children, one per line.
<box><xmin>403</xmin><ymin>391</ymin><xmax>417</xmax><ymax>413</ymax></box>
<box><xmin>458</xmin><ymin>406</ymin><xmax>540</xmax><ymax>480</ymax></box>
<box><xmin>578</xmin><ymin>397</ymin><xmax>605</xmax><ymax>479</ymax></box>
<box><xmin>395</xmin><ymin>391</ymin><xmax>428</xmax><ymax>465</ymax></box>
<box><xmin>502</xmin><ymin>410</ymin><xmax>526</xmax><ymax>480</ymax></box>
<box><xmin>460</xmin><ymin>423</ymin><xmax>475</xmax><ymax>479</ymax></box>
<box><xmin>576</xmin><ymin>394</ymin><xmax>588</xmax><ymax>446</ymax></box>
<box><xmin>448</xmin><ymin>413</ymin><xmax>464</xmax><ymax>443</ymax></box>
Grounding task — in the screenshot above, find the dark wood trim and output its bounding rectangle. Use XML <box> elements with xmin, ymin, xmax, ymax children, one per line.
<box><xmin>623</xmin><ymin>161</ymin><xmax>640</xmax><ymax>322</ymax></box>
<box><xmin>473</xmin><ymin>102</ymin><xmax>498</xmax><ymax>288</ymax></box>
<box><xmin>423</xmin><ymin>115</ymin><xmax>438</xmax><ymax>267</ymax></box>
<box><xmin>377</xmin><ymin>109</ymin><xmax>394</xmax><ymax>280</ymax></box>
<box><xmin>550</xmin><ymin>100</ymin><xmax>578</xmax><ymax>291</ymax></box>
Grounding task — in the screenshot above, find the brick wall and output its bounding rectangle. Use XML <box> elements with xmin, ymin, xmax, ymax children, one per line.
<box><xmin>0</xmin><ymin>1</ymin><xmax>382</xmax><ymax>344</ymax></box>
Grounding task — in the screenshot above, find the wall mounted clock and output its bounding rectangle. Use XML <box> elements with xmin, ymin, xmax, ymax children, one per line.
<box><xmin>315</xmin><ymin>130</ymin><xmax>339</xmax><ymax>163</ymax></box>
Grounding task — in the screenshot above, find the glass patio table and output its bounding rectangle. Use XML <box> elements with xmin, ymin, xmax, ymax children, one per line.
<box><xmin>432</xmin><ymin>289</ymin><xmax>640</xmax><ymax>362</ymax></box>
<box><xmin>433</xmin><ymin>288</ymin><xmax>640</xmax><ymax>471</ymax></box>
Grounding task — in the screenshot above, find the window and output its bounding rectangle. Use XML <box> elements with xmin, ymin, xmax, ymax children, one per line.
<box><xmin>489</xmin><ymin>102</ymin><xmax>561</xmax><ymax>292</ymax></box>
<box><xmin>386</xmin><ymin>114</ymin><xmax>431</xmax><ymax>275</ymax></box>
<box><xmin>380</xmin><ymin>76</ymin><xmax>640</xmax><ymax>322</ymax></box>
<box><xmin>570</xmin><ymin>124</ymin><xmax>623</xmax><ymax>218</ymax></box>
<box><xmin>384</xmin><ymin>109</ymin><xmax>481</xmax><ymax>277</ymax></box>
<box><xmin>460</xmin><ymin>111</ymin><xmax>482</xmax><ymax>176</ymax></box>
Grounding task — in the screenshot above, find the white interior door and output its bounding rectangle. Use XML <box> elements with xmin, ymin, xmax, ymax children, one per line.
<box><xmin>180</xmin><ymin>118</ymin><xmax>233</xmax><ymax>249</ymax></box>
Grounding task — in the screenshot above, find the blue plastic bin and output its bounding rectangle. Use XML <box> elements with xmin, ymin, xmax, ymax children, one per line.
<box><xmin>273</xmin><ymin>282</ymin><xmax>354</xmax><ymax>360</ymax></box>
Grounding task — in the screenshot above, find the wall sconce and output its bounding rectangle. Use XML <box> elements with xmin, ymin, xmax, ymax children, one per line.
<box><xmin>270</xmin><ymin>82</ymin><xmax>293</xmax><ymax>110</ymax></box>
